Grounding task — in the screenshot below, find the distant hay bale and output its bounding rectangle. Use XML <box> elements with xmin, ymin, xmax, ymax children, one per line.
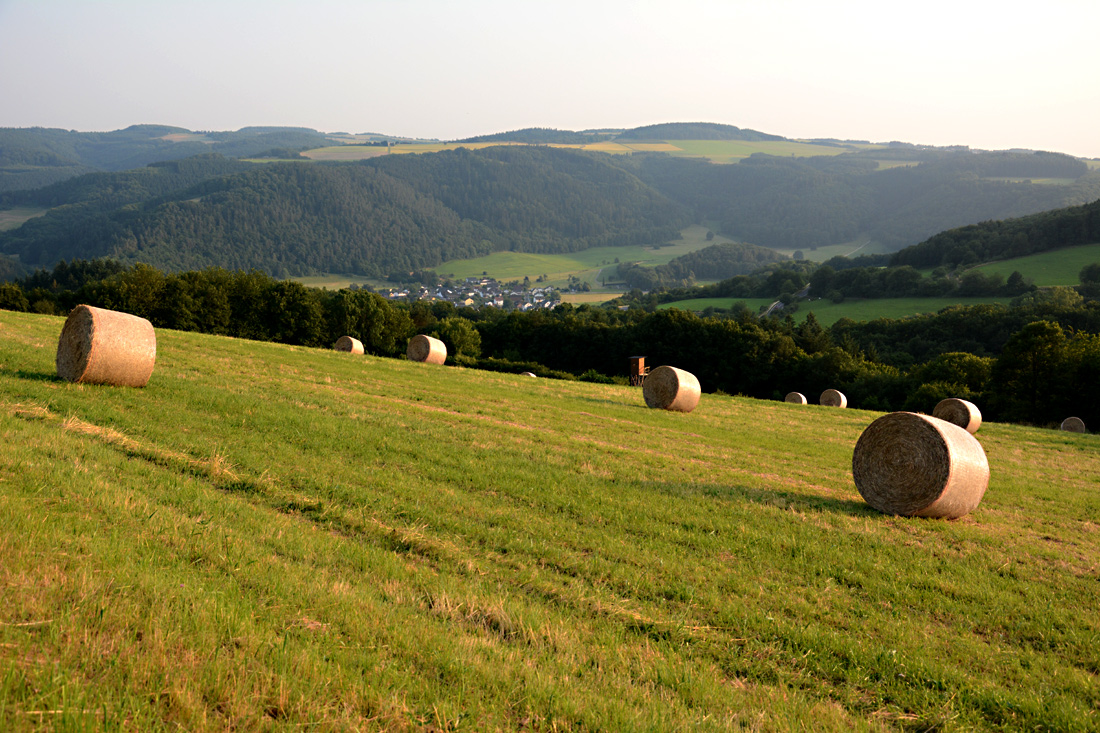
<box><xmin>407</xmin><ymin>334</ymin><xmax>446</xmax><ymax>364</ymax></box>
<box><xmin>1061</xmin><ymin>417</ymin><xmax>1086</xmax><ymax>433</ymax></box>
<box><xmin>642</xmin><ymin>366</ymin><xmax>701</xmax><ymax>413</ymax></box>
<box><xmin>820</xmin><ymin>389</ymin><xmax>847</xmax><ymax>408</ymax></box>
<box><xmin>56</xmin><ymin>304</ymin><xmax>156</xmax><ymax>387</ymax></box>
<box><xmin>933</xmin><ymin>398</ymin><xmax>982</xmax><ymax>434</ymax></box>
<box><xmin>334</xmin><ymin>336</ymin><xmax>364</xmax><ymax>354</ymax></box>
<box><xmin>852</xmin><ymin>412</ymin><xmax>989</xmax><ymax>519</ymax></box>
<box><xmin>521</xmin><ymin>371</ymin><xmax>537</xmax><ymax>378</ymax></box>
<box><xmin>785</xmin><ymin>392</ymin><xmax>807</xmax><ymax>405</ymax></box>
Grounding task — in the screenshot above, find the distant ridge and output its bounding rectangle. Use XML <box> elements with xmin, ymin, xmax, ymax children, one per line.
<box><xmin>454</xmin><ymin>128</ymin><xmax>604</xmax><ymax>144</ymax></box>
<box><xmin>615</xmin><ymin>122</ymin><xmax>785</xmax><ymax>142</ymax></box>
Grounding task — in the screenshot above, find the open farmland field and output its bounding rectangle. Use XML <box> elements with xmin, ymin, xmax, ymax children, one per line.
<box><xmin>436</xmin><ymin>225</ymin><xmax>725</xmax><ymax>287</ymax></box>
<box><xmin>971</xmin><ymin>242</ymin><xmax>1100</xmax><ymax>287</ymax></box>
<box><xmin>660</xmin><ymin>297</ymin><xmax>1017</xmax><ymax>326</ymax></box>
<box><xmin>0</xmin><ymin>207</ymin><xmax>47</xmax><ymax>232</ymax></box>
<box><xmin>2</xmin><ymin>309</ymin><xmax>1098</xmax><ymax>730</ymax></box>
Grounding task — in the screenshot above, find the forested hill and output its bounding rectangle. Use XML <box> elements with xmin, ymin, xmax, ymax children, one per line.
<box><xmin>890</xmin><ymin>197</ymin><xmax>1100</xmax><ymax>268</ymax></box>
<box><xmin>629</xmin><ymin>150</ymin><xmax>1099</xmax><ymax>250</ymax></box>
<box><xmin>615</xmin><ymin>122</ymin><xmax>785</xmax><ymax>141</ymax></box>
<box><xmin>0</xmin><ymin>125</ymin><xmax>334</xmax><ymax>193</ymax></box>
<box><xmin>454</xmin><ymin>128</ymin><xmax>606</xmax><ymax>144</ymax></box>
<box><xmin>0</xmin><ymin>147</ymin><xmax>689</xmax><ymax>277</ymax></box>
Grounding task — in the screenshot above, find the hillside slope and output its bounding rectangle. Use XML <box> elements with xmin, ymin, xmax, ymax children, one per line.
<box><xmin>0</xmin><ymin>147</ymin><xmax>689</xmax><ymax>277</ymax></box>
<box><xmin>2</xmin><ymin>310</ymin><xmax>1098</xmax><ymax>730</ymax></box>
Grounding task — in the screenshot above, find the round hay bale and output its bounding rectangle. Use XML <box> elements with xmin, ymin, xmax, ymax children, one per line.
<box><xmin>820</xmin><ymin>389</ymin><xmax>847</xmax><ymax>408</ymax></box>
<box><xmin>334</xmin><ymin>335</ymin><xmax>364</xmax><ymax>354</ymax></box>
<box><xmin>642</xmin><ymin>365</ymin><xmax>701</xmax><ymax>413</ymax></box>
<box><xmin>407</xmin><ymin>334</ymin><xmax>446</xmax><ymax>365</ymax></box>
<box><xmin>56</xmin><ymin>304</ymin><xmax>156</xmax><ymax>387</ymax></box>
<box><xmin>932</xmin><ymin>398</ymin><xmax>982</xmax><ymax>434</ymax></box>
<box><xmin>852</xmin><ymin>412</ymin><xmax>989</xmax><ymax>519</ymax></box>
<box><xmin>784</xmin><ymin>392</ymin><xmax>807</xmax><ymax>405</ymax></box>
<box><xmin>521</xmin><ymin>371</ymin><xmax>537</xmax><ymax>378</ymax></box>
<box><xmin>1061</xmin><ymin>416</ymin><xmax>1086</xmax><ymax>433</ymax></box>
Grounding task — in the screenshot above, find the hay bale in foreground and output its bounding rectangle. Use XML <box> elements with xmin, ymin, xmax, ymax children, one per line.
<box><xmin>852</xmin><ymin>412</ymin><xmax>989</xmax><ymax>519</ymax></box>
<box><xmin>933</xmin><ymin>398</ymin><xmax>982</xmax><ymax>434</ymax></box>
<box><xmin>521</xmin><ymin>372</ymin><xmax>537</xmax><ymax>378</ymax></box>
<box><xmin>334</xmin><ymin>336</ymin><xmax>364</xmax><ymax>354</ymax></box>
<box><xmin>642</xmin><ymin>366</ymin><xmax>701</xmax><ymax>413</ymax></box>
<box><xmin>820</xmin><ymin>389</ymin><xmax>847</xmax><ymax>408</ymax></box>
<box><xmin>407</xmin><ymin>334</ymin><xmax>447</xmax><ymax>364</ymax></box>
<box><xmin>785</xmin><ymin>392</ymin><xmax>807</xmax><ymax>405</ymax></box>
<box><xmin>56</xmin><ymin>304</ymin><xmax>156</xmax><ymax>387</ymax></box>
<box><xmin>1061</xmin><ymin>417</ymin><xmax>1087</xmax><ymax>433</ymax></box>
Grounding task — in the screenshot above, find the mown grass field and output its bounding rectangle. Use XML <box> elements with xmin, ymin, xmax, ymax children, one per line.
<box><xmin>659</xmin><ymin>297</ymin><xmax>1017</xmax><ymax>327</ymax></box>
<box><xmin>972</xmin><ymin>242</ymin><xmax>1100</xmax><ymax>287</ymax></box>
<box><xmin>2</xmin><ymin>310</ymin><xmax>1098</xmax><ymax>731</ymax></box>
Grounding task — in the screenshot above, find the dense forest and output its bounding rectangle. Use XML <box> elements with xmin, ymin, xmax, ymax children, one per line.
<box><xmin>0</xmin><ymin>147</ymin><xmax>689</xmax><ymax>277</ymax></box>
<box><xmin>0</xmin><ymin>125</ymin><xmax>335</xmax><ymax>193</ymax></box>
<box><xmin>3</xmin><ymin>259</ymin><xmax>1099</xmax><ymax>430</ymax></box>
<box><xmin>617</xmin><ymin>242</ymin><xmax>789</xmax><ymax>290</ymax></box>
<box><xmin>615</xmin><ymin>122</ymin><xmax>784</xmax><ymax>141</ymax></box>
<box><xmin>455</xmin><ymin>128</ymin><xmax>607</xmax><ymax>144</ymax></box>
<box><xmin>629</xmin><ymin>150</ymin><xmax>1099</xmax><ymax>250</ymax></box>
<box><xmin>890</xmin><ymin>197</ymin><xmax>1100</xmax><ymax>268</ymax></box>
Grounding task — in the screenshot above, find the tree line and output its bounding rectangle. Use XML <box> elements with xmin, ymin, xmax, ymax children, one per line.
<box><xmin>3</xmin><ymin>259</ymin><xmax>1098</xmax><ymax>429</ymax></box>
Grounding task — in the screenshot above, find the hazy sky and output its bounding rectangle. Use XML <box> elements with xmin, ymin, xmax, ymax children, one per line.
<box><xmin>3</xmin><ymin>0</ymin><xmax>1098</xmax><ymax>157</ymax></box>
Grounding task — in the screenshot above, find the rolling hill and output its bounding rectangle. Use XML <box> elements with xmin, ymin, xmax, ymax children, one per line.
<box><xmin>2</xmin><ymin>309</ymin><xmax>1098</xmax><ymax>729</ymax></box>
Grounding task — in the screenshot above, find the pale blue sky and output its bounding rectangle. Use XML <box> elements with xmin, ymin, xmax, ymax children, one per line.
<box><xmin>2</xmin><ymin>0</ymin><xmax>1098</xmax><ymax>157</ymax></box>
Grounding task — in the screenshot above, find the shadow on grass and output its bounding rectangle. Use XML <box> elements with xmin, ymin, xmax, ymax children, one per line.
<box><xmin>15</xmin><ymin>369</ymin><xmax>60</xmax><ymax>382</ymax></box>
<box><xmin>646</xmin><ymin>479</ymin><xmax>875</xmax><ymax>517</ymax></box>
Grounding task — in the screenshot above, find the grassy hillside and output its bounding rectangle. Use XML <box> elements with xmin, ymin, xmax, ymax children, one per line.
<box><xmin>971</xmin><ymin>242</ymin><xmax>1100</xmax><ymax>286</ymax></box>
<box><xmin>2</xmin><ymin>310</ymin><xmax>1098</xmax><ymax>730</ymax></box>
<box><xmin>658</xmin><ymin>297</ymin><xmax>1018</xmax><ymax>327</ymax></box>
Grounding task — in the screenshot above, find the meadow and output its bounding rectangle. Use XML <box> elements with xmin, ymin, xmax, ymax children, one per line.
<box><xmin>0</xmin><ymin>207</ymin><xmax>46</xmax><ymax>232</ymax></box>
<box><xmin>658</xmin><ymin>297</ymin><xmax>1017</xmax><ymax>327</ymax></box>
<box><xmin>1</xmin><ymin>310</ymin><xmax>1098</xmax><ymax>731</ymax></box>
<box><xmin>971</xmin><ymin>243</ymin><xmax>1100</xmax><ymax>287</ymax></box>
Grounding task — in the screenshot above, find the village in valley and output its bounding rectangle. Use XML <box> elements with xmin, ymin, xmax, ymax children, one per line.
<box><xmin>373</xmin><ymin>275</ymin><xmax>567</xmax><ymax>311</ymax></box>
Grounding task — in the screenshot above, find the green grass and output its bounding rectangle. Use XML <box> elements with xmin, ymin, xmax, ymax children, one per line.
<box><xmin>2</xmin><ymin>310</ymin><xmax>1099</xmax><ymax>730</ymax></box>
<box><xmin>774</xmin><ymin>238</ymin><xmax>898</xmax><ymax>263</ymax></box>
<box><xmin>0</xmin><ymin>207</ymin><xmax>47</xmax><ymax>232</ymax></box>
<box><xmin>296</xmin><ymin>225</ymin><xmax>729</xmax><ymax>291</ymax></box>
<box><xmin>971</xmin><ymin>242</ymin><xmax>1100</xmax><ymax>286</ymax></box>
<box><xmin>661</xmin><ymin>297</ymin><xmax>1017</xmax><ymax>326</ymax></box>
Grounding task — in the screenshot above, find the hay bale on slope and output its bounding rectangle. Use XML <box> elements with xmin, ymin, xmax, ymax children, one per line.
<box><xmin>1061</xmin><ymin>417</ymin><xmax>1087</xmax><ymax>433</ymax></box>
<box><xmin>820</xmin><ymin>389</ymin><xmax>847</xmax><ymax>408</ymax></box>
<box><xmin>334</xmin><ymin>336</ymin><xmax>364</xmax><ymax>354</ymax></box>
<box><xmin>521</xmin><ymin>372</ymin><xmax>537</xmax><ymax>378</ymax></box>
<box><xmin>407</xmin><ymin>334</ymin><xmax>447</xmax><ymax>364</ymax></box>
<box><xmin>785</xmin><ymin>392</ymin><xmax>807</xmax><ymax>405</ymax></box>
<box><xmin>852</xmin><ymin>412</ymin><xmax>989</xmax><ymax>519</ymax></box>
<box><xmin>56</xmin><ymin>304</ymin><xmax>156</xmax><ymax>387</ymax></box>
<box><xmin>933</xmin><ymin>398</ymin><xmax>982</xmax><ymax>434</ymax></box>
<box><xmin>642</xmin><ymin>366</ymin><xmax>701</xmax><ymax>413</ymax></box>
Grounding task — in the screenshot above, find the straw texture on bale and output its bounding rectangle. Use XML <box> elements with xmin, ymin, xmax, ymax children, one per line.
<box><xmin>1061</xmin><ymin>416</ymin><xmax>1087</xmax><ymax>433</ymax></box>
<box><xmin>56</xmin><ymin>304</ymin><xmax>156</xmax><ymax>387</ymax></box>
<box><xmin>785</xmin><ymin>392</ymin><xmax>807</xmax><ymax>405</ymax></box>
<box><xmin>852</xmin><ymin>412</ymin><xmax>989</xmax><ymax>519</ymax></box>
<box><xmin>407</xmin><ymin>334</ymin><xmax>447</xmax><ymax>364</ymax></box>
<box><xmin>932</xmin><ymin>398</ymin><xmax>982</xmax><ymax>434</ymax></box>
<box><xmin>642</xmin><ymin>366</ymin><xmax>701</xmax><ymax>413</ymax></box>
<box><xmin>820</xmin><ymin>389</ymin><xmax>847</xmax><ymax>408</ymax></box>
<box><xmin>334</xmin><ymin>336</ymin><xmax>364</xmax><ymax>354</ymax></box>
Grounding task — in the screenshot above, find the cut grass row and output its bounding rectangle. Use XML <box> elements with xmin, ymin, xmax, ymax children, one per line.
<box><xmin>1</xmin><ymin>310</ymin><xmax>1098</xmax><ymax>730</ymax></box>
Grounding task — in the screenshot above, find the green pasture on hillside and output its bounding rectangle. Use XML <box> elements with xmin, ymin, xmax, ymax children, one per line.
<box><xmin>774</xmin><ymin>237</ymin><xmax>897</xmax><ymax>263</ymax></box>
<box><xmin>2</xmin><ymin>310</ymin><xmax>1099</xmax><ymax>730</ymax></box>
<box><xmin>972</xmin><ymin>242</ymin><xmax>1100</xmax><ymax>286</ymax></box>
<box><xmin>660</xmin><ymin>297</ymin><xmax>1017</xmax><ymax>326</ymax></box>
<box><xmin>0</xmin><ymin>207</ymin><xmax>46</xmax><ymax>232</ymax></box>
